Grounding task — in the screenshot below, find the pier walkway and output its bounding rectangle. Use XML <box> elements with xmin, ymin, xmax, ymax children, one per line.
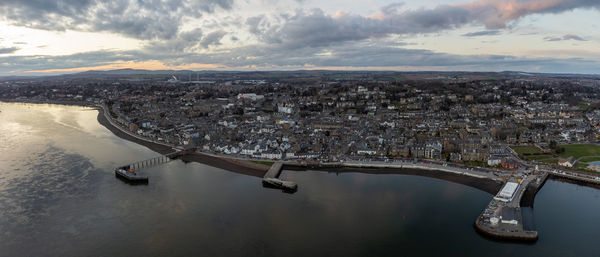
<box><xmin>264</xmin><ymin>162</ymin><xmax>284</xmax><ymax>179</ymax></box>
<box><xmin>122</xmin><ymin>151</ymin><xmax>184</xmax><ymax>171</ymax></box>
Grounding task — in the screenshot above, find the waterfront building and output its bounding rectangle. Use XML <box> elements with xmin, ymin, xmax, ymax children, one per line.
<box><xmin>558</xmin><ymin>157</ymin><xmax>577</xmax><ymax>168</ymax></box>
<box><xmin>494</xmin><ymin>182</ymin><xmax>519</xmax><ymax>203</ymax></box>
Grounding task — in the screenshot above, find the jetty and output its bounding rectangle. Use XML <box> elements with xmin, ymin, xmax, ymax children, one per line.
<box><xmin>547</xmin><ymin>169</ymin><xmax>600</xmax><ymax>185</ymax></box>
<box><xmin>115</xmin><ymin>150</ymin><xmax>185</xmax><ymax>184</ymax></box>
<box><xmin>262</xmin><ymin>162</ymin><xmax>297</xmax><ymax>192</ymax></box>
<box><xmin>474</xmin><ymin>171</ymin><xmax>548</xmax><ymax>241</ymax></box>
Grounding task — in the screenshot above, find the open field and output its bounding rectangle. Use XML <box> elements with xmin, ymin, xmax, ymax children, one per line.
<box><xmin>527</xmin><ymin>154</ymin><xmax>553</xmax><ymax>160</ymax></box>
<box><xmin>511</xmin><ymin>145</ymin><xmax>542</xmax><ymax>155</ymax></box>
<box><xmin>559</xmin><ymin>144</ymin><xmax>600</xmax><ymax>159</ymax></box>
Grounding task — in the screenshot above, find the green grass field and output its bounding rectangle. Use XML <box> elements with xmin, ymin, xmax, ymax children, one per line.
<box><xmin>511</xmin><ymin>145</ymin><xmax>542</xmax><ymax>155</ymax></box>
<box><xmin>559</xmin><ymin>144</ymin><xmax>600</xmax><ymax>159</ymax></box>
<box><xmin>527</xmin><ymin>154</ymin><xmax>553</xmax><ymax>161</ymax></box>
<box><xmin>539</xmin><ymin>158</ymin><xmax>558</xmax><ymax>164</ymax></box>
<box><xmin>578</xmin><ymin>102</ymin><xmax>591</xmax><ymax>111</ymax></box>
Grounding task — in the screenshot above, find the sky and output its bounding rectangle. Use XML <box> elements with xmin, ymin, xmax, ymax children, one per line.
<box><xmin>0</xmin><ymin>0</ymin><xmax>599</xmax><ymax>75</ymax></box>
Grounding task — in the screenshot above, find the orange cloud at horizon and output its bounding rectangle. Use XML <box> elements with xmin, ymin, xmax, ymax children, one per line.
<box><xmin>27</xmin><ymin>60</ymin><xmax>224</xmax><ymax>73</ymax></box>
<box><xmin>455</xmin><ymin>0</ymin><xmax>564</xmax><ymax>27</ymax></box>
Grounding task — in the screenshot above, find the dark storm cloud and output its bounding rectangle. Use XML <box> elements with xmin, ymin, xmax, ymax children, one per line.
<box><xmin>0</xmin><ymin>47</ymin><xmax>20</xmax><ymax>54</ymax></box>
<box><xmin>462</xmin><ymin>30</ymin><xmax>502</xmax><ymax>37</ymax></box>
<box><xmin>0</xmin><ymin>0</ymin><xmax>233</xmax><ymax>40</ymax></box>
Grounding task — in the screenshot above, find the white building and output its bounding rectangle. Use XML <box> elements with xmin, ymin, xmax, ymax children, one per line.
<box><xmin>278</xmin><ymin>106</ymin><xmax>293</xmax><ymax>114</ymax></box>
<box><xmin>237</xmin><ymin>93</ymin><xmax>264</xmax><ymax>101</ymax></box>
<box><xmin>261</xmin><ymin>152</ymin><xmax>282</xmax><ymax>160</ymax></box>
<box><xmin>558</xmin><ymin>157</ymin><xmax>577</xmax><ymax>167</ymax></box>
<box><xmin>493</xmin><ymin>182</ymin><xmax>519</xmax><ymax>203</ymax></box>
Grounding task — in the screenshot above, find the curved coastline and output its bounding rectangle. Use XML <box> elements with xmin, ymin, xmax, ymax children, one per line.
<box><xmin>95</xmin><ymin>105</ymin><xmax>272</xmax><ymax>177</ymax></box>
<box><xmin>92</xmin><ymin>103</ymin><xmax>504</xmax><ymax>194</ymax></box>
<box><xmin>289</xmin><ymin>166</ymin><xmax>503</xmax><ymax>195</ymax></box>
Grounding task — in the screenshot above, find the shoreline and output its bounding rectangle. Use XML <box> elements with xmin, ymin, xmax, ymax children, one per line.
<box><xmin>95</xmin><ymin>105</ymin><xmax>272</xmax><ymax>176</ymax></box>
<box><xmin>3</xmin><ymin>100</ymin><xmax>596</xmax><ymax>192</ymax></box>
<box><xmin>91</xmin><ymin>102</ymin><xmax>504</xmax><ymax>193</ymax></box>
<box><xmin>289</xmin><ymin>166</ymin><xmax>503</xmax><ymax>195</ymax></box>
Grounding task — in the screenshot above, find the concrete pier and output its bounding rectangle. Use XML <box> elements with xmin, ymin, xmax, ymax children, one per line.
<box><xmin>262</xmin><ymin>162</ymin><xmax>297</xmax><ymax>192</ymax></box>
<box><xmin>474</xmin><ymin>173</ymin><xmax>547</xmax><ymax>241</ymax></box>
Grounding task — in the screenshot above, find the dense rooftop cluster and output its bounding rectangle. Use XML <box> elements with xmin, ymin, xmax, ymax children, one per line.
<box><xmin>2</xmin><ymin>71</ymin><xmax>600</xmax><ymax>167</ymax></box>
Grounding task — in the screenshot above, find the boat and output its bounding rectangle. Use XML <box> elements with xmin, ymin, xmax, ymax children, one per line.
<box><xmin>115</xmin><ymin>167</ymin><xmax>148</xmax><ymax>183</ymax></box>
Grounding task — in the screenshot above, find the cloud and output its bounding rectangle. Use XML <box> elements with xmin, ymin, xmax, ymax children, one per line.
<box><xmin>200</xmin><ymin>30</ymin><xmax>227</xmax><ymax>48</ymax></box>
<box><xmin>0</xmin><ymin>0</ymin><xmax>599</xmax><ymax>75</ymax></box>
<box><xmin>462</xmin><ymin>30</ymin><xmax>502</xmax><ymax>37</ymax></box>
<box><xmin>1</xmin><ymin>0</ymin><xmax>598</xmax><ymax>49</ymax></box>
<box><xmin>145</xmin><ymin>28</ymin><xmax>204</xmax><ymax>53</ymax></box>
<box><xmin>0</xmin><ymin>0</ymin><xmax>233</xmax><ymax>40</ymax></box>
<box><xmin>380</xmin><ymin>3</ymin><xmax>405</xmax><ymax>15</ymax></box>
<box><xmin>245</xmin><ymin>0</ymin><xmax>600</xmax><ymax>50</ymax></box>
<box><xmin>246</xmin><ymin>7</ymin><xmax>471</xmax><ymax>50</ymax></box>
<box><xmin>562</xmin><ymin>34</ymin><xmax>587</xmax><ymax>41</ymax></box>
<box><xmin>0</xmin><ymin>47</ymin><xmax>20</xmax><ymax>54</ymax></box>
<box><xmin>545</xmin><ymin>34</ymin><xmax>588</xmax><ymax>41</ymax></box>
<box><xmin>455</xmin><ymin>0</ymin><xmax>600</xmax><ymax>29</ymax></box>
<box><xmin>3</xmin><ymin>42</ymin><xmax>599</xmax><ymax>75</ymax></box>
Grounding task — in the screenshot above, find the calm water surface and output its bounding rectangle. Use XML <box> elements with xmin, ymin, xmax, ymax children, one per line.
<box><xmin>0</xmin><ymin>102</ymin><xmax>599</xmax><ymax>257</ymax></box>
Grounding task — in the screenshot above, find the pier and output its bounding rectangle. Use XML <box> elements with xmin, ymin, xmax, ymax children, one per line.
<box><xmin>115</xmin><ymin>150</ymin><xmax>185</xmax><ymax>183</ymax></box>
<box><xmin>475</xmin><ymin>172</ymin><xmax>549</xmax><ymax>241</ymax></box>
<box><xmin>122</xmin><ymin>151</ymin><xmax>184</xmax><ymax>171</ymax></box>
<box><xmin>262</xmin><ymin>162</ymin><xmax>297</xmax><ymax>192</ymax></box>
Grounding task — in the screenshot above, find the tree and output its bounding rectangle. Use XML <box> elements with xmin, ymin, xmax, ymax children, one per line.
<box><xmin>549</xmin><ymin>140</ymin><xmax>557</xmax><ymax>150</ymax></box>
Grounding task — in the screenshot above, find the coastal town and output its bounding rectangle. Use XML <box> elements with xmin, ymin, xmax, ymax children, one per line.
<box><xmin>2</xmin><ymin>70</ymin><xmax>600</xmax><ymax>241</ymax></box>
<box><xmin>3</xmin><ymin>71</ymin><xmax>600</xmax><ymax>172</ymax></box>
<box><xmin>2</xmin><ymin>0</ymin><xmax>600</xmax><ymax>255</ymax></box>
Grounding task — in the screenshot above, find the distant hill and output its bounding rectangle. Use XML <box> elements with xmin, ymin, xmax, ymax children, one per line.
<box><xmin>1</xmin><ymin>69</ymin><xmax>598</xmax><ymax>83</ymax></box>
<box><xmin>78</xmin><ymin>68</ymin><xmax>197</xmax><ymax>75</ymax></box>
